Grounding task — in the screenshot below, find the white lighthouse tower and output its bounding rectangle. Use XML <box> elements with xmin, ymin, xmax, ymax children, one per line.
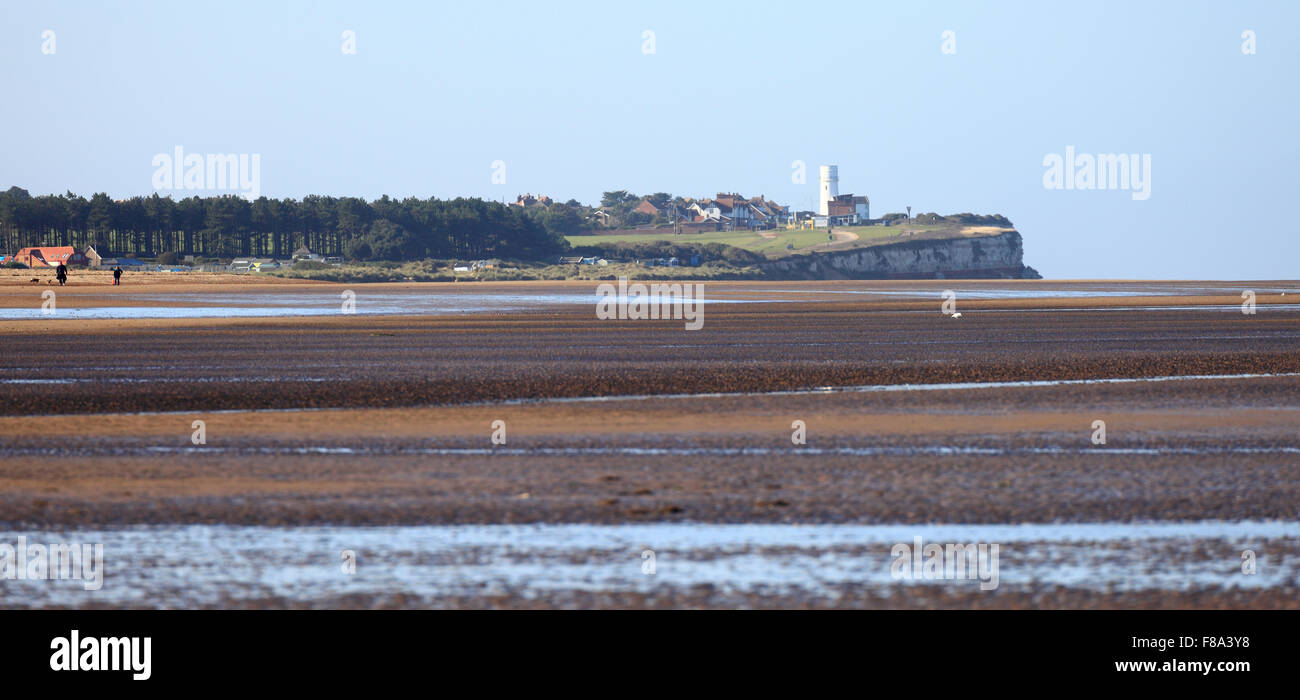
<box><xmin>818</xmin><ymin>165</ymin><xmax>839</xmax><ymax>216</ymax></box>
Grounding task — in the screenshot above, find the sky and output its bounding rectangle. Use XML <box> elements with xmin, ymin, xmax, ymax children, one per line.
<box><xmin>1</xmin><ymin>0</ymin><xmax>1296</xmax><ymax>279</ymax></box>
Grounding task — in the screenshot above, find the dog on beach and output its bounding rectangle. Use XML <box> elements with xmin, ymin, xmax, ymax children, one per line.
<box><xmin>29</xmin><ymin>278</ymin><xmax>40</xmax><ymax>284</ymax></box>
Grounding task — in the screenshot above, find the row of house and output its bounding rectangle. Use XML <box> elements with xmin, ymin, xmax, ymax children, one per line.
<box><xmin>624</xmin><ymin>194</ymin><xmax>794</xmax><ymax>231</ymax></box>
<box><xmin>1</xmin><ymin>244</ymin><xmax>337</xmax><ymax>273</ymax></box>
<box><xmin>511</xmin><ymin>189</ymin><xmax>877</xmax><ymax>231</ymax></box>
<box><xmin>229</xmin><ymin>246</ymin><xmax>342</xmax><ymax>273</ymax></box>
<box><xmin>540</xmin><ymin>164</ymin><xmax>873</xmax><ymax>231</ymax></box>
<box><xmin>508</xmin><ymin>191</ymin><xmax>798</xmax><ymax>231</ymax></box>
<box><xmin>1</xmin><ymin>246</ymin><xmax>155</xmax><ymax>269</ymax></box>
<box><xmin>558</xmin><ymin>256</ymin><xmax>610</xmax><ymax>266</ymax></box>
<box><xmin>684</xmin><ymin>194</ymin><xmax>792</xmax><ymax>229</ymax></box>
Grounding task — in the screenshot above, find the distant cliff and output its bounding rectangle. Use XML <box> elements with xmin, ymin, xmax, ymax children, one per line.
<box><xmin>760</xmin><ymin>230</ymin><xmax>1040</xmax><ymax>280</ymax></box>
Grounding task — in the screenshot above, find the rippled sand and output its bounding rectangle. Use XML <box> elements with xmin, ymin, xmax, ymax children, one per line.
<box><xmin>2</xmin><ymin>279</ymin><xmax>1298</xmax><ymax>608</ymax></box>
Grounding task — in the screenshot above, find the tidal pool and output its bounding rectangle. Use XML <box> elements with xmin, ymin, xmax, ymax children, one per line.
<box><xmin>2</xmin><ymin>521</ymin><xmax>1295</xmax><ymax>608</ymax></box>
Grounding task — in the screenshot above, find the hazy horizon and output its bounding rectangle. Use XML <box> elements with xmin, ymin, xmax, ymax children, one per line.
<box><xmin>2</xmin><ymin>0</ymin><xmax>1296</xmax><ymax>278</ymax></box>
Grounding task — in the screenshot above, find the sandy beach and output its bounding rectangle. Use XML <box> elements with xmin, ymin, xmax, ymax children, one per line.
<box><xmin>2</xmin><ymin>278</ymin><xmax>1298</xmax><ymax>608</ymax></box>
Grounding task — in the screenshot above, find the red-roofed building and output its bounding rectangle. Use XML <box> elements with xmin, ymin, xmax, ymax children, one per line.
<box><xmin>685</xmin><ymin>193</ymin><xmax>791</xmax><ymax>230</ymax></box>
<box><xmin>14</xmin><ymin>246</ymin><xmax>90</xmax><ymax>267</ymax></box>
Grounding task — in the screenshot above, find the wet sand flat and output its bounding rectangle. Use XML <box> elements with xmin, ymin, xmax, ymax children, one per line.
<box><xmin>1</xmin><ymin>280</ymin><xmax>1298</xmax><ymax>608</ymax></box>
<box><xmin>2</xmin><ymin>274</ymin><xmax>1297</xmax><ymax>309</ymax></box>
<box><xmin>5</xmin><ymin>522</ymin><xmax>1298</xmax><ymax>610</ymax></box>
<box><xmin>2</xmin><ymin>293</ymin><xmax>1300</xmax><ymax>415</ymax></box>
<box><xmin>2</xmin><ymin>375</ymin><xmax>1299</xmax><ymax>526</ymax></box>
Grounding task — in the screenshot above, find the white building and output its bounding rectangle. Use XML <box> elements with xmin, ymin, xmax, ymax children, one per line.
<box><xmin>815</xmin><ymin>164</ymin><xmax>869</xmax><ymax>226</ymax></box>
<box><xmin>818</xmin><ymin>165</ymin><xmax>839</xmax><ymax>216</ymax></box>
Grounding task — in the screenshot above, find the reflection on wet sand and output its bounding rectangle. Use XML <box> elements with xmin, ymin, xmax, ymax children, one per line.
<box><xmin>3</xmin><ymin>521</ymin><xmax>1296</xmax><ymax>608</ymax></box>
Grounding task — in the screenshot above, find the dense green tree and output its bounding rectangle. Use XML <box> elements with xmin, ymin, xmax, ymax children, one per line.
<box><xmin>600</xmin><ymin>190</ymin><xmax>635</xmax><ymax>208</ymax></box>
<box><xmin>0</xmin><ymin>188</ymin><xmax>571</xmax><ymax>262</ymax></box>
<box><xmin>362</xmin><ymin>219</ymin><xmax>419</xmax><ymax>261</ymax></box>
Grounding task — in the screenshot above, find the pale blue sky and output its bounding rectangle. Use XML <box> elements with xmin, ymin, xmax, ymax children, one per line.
<box><xmin>2</xmin><ymin>0</ymin><xmax>1296</xmax><ymax>278</ymax></box>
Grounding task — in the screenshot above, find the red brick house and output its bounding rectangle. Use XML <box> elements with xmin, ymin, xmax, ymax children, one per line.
<box><xmin>633</xmin><ymin>200</ymin><xmax>661</xmax><ymax>217</ymax></box>
<box><xmin>14</xmin><ymin>246</ymin><xmax>89</xmax><ymax>267</ymax></box>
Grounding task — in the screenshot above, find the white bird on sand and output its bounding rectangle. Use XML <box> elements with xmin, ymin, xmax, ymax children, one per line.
<box><xmin>950</xmin><ymin>312</ymin><xmax>962</xmax><ymax>319</ymax></box>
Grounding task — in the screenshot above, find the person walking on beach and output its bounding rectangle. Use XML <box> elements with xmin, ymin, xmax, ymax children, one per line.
<box><xmin>112</xmin><ymin>265</ymin><xmax>122</xmax><ymax>286</ymax></box>
<box><xmin>56</xmin><ymin>262</ymin><xmax>67</xmax><ymax>286</ymax></box>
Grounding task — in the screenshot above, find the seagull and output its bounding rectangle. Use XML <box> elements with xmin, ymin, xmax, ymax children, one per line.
<box><xmin>951</xmin><ymin>312</ymin><xmax>962</xmax><ymax>319</ymax></box>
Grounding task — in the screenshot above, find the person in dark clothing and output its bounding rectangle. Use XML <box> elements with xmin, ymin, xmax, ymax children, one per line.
<box><xmin>112</xmin><ymin>266</ymin><xmax>123</xmax><ymax>286</ymax></box>
<box><xmin>56</xmin><ymin>263</ymin><xmax>67</xmax><ymax>286</ymax></box>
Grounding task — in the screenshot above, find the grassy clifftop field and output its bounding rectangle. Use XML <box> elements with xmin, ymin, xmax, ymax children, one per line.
<box><xmin>253</xmin><ymin>214</ymin><xmax>1027</xmax><ymax>282</ymax></box>
<box><xmin>565</xmin><ymin>215</ymin><xmax>1015</xmax><ymax>260</ymax></box>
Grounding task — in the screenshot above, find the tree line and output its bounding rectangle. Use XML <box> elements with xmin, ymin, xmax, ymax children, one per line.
<box><xmin>0</xmin><ymin>187</ymin><xmax>572</xmax><ymax>261</ymax></box>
